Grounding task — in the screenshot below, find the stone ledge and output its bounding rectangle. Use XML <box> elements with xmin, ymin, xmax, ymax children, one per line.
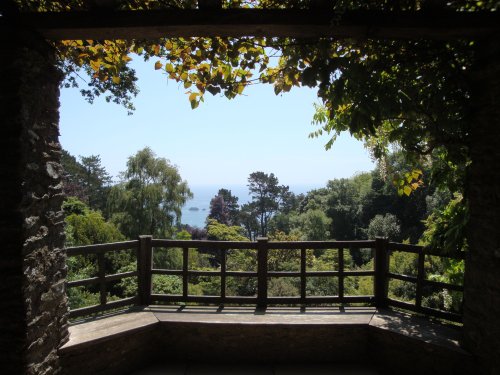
<box><xmin>149</xmin><ymin>305</ymin><xmax>376</xmax><ymax>325</ymax></box>
<box><xmin>60</xmin><ymin>308</ymin><xmax>159</xmax><ymax>352</ymax></box>
<box><xmin>369</xmin><ymin>309</ymin><xmax>465</xmax><ymax>352</ymax></box>
<box><xmin>59</xmin><ymin>306</ymin><xmax>474</xmax><ymax>374</ymax></box>
<box><xmin>368</xmin><ymin>310</ymin><xmax>475</xmax><ymax>375</ymax></box>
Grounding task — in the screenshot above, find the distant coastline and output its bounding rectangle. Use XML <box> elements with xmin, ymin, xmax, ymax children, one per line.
<box><xmin>181</xmin><ymin>184</ymin><xmax>320</xmax><ymax>228</ymax></box>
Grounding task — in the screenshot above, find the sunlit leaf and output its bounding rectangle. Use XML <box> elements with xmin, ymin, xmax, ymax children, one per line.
<box><xmin>165</xmin><ymin>63</ymin><xmax>174</xmax><ymax>73</ymax></box>
<box><xmin>90</xmin><ymin>60</ymin><xmax>101</xmax><ymax>72</ymax></box>
<box><xmin>188</xmin><ymin>92</ymin><xmax>198</xmax><ymax>102</ymax></box>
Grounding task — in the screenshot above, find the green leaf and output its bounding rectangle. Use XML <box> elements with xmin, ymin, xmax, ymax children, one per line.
<box><xmin>165</xmin><ymin>63</ymin><xmax>174</xmax><ymax>73</ymax></box>
<box><xmin>412</xmin><ymin>170</ymin><xmax>422</xmax><ymax>179</ymax></box>
<box><xmin>190</xmin><ymin>99</ymin><xmax>199</xmax><ymax>109</ymax></box>
<box><xmin>403</xmin><ymin>186</ymin><xmax>412</xmax><ymax>196</ymax></box>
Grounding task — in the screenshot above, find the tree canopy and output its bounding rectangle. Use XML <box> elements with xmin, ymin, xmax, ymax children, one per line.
<box><xmin>13</xmin><ymin>0</ymin><xmax>495</xmax><ymax>252</ymax></box>
<box><xmin>14</xmin><ymin>1</ymin><xmax>493</xmax><ymax>180</ymax></box>
<box><xmin>108</xmin><ymin>147</ymin><xmax>192</xmax><ymax>238</ymax></box>
<box><xmin>61</xmin><ymin>150</ymin><xmax>112</xmax><ymax>213</ymax></box>
<box><xmin>247</xmin><ymin>171</ymin><xmax>290</xmax><ymax>237</ymax></box>
<box><xmin>207</xmin><ymin>188</ymin><xmax>240</xmax><ymax>226</ymax></box>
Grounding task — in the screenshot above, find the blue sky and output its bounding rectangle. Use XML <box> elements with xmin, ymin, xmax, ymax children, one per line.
<box><xmin>59</xmin><ymin>57</ymin><xmax>374</xmax><ymax>189</ymax></box>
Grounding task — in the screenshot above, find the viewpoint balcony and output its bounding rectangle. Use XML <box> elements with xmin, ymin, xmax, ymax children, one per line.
<box><xmin>60</xmin><ymin>237</ymin><xmax>472</xmax><ymax>374</ymax></box>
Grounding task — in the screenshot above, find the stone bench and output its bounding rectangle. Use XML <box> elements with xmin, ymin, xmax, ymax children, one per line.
<box><xmin>59</xmin><ymin>306</ymin><xmax>475</xmax><ymax>375</ymax></box>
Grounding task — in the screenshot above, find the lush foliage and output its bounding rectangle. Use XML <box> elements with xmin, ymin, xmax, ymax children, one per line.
<box><xmin>41</xmin><ymin>0</ymin><xmax>482</xmax><ymax>315</ymax></box>
<box><xmin>23</xmin><ymin>0</ymin><xmax>486</xmax><ymax>255</ymax></box>
<box><xmin>61</xmin><ymin>150</ymin><xmax>112</xmax><ymax>213</ymax></box>
<box><xmin>63</xmin><ymin>198</ymin><xmax>129</xmax><ymax>311</ymax></box>
<box><xmin>61</xmin><ymin>147</ymin><xmax>463</xmax><ymax>316</ymax></box>
<box><xmin>107</xmin><ymin>147</ymin><xmax>192</xmax><ymax>238</ymax></box>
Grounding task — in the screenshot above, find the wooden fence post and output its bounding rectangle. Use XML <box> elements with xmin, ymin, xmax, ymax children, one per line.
<box><xmin>338</xmin><ymin>247</ymin><xmax>345</xmax><ymax>303</ymax></box>
<box><xmin>137</xmin><ymin>235</ymin><xmax>153</xmax><ymax>306</ymax></box>
<box><xmin>97</xmin><ymin>252</ymin><xmax>107</xmax><ymax>306</ymax></box>
<box><xmin>415</xmin><ymin>250</ymin><xmax>425</xmax><ymax>311</ymax></box>
<box><xmin>257</xmin><ymin>237</ymin><xmax>268</xmax><ymax>310</ymax></box>
<box><xmin>374</xmin><ymin>237</ymin><xmax>389</xmax><ymax>308</ymax></box>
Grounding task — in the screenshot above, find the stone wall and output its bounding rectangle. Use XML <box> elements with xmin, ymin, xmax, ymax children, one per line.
<box><xmin>58</xmin><ymin>308</ymin><xmax>475</xmax><ymax>375</ymax></box>
<box><xmin>60</xmin><ymin>324</ymin><xmax>160</xmax><ymax>375</ymax></box>
<box><xmin>464</xmin><ymin>35</ymin><xmax>500</xmax><ymax>374</ymax></box>
<box><xmin>160</xmin><ymin>322</ymin><xmax>369</xmax><ymax>363</ymax></box>
<box><xmin>0</xmin><ymin>30</ymin><xmax>68</xmax><ymax>374</ymax></box>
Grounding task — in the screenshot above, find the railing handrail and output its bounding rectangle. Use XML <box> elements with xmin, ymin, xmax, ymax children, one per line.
<box><xmin>64</xmin><ymin>236</ymin><xmax>465</xmax><ymax>322</ymax></box>
<box><xmin>66</xmin><ymin>239</ymin><xmax>139</xmax><ymax>256</ymax></box>
<box><xmin>149</xmin><ymin>239</ymin><xmax>377</xmax><ymax>250</ymax></box>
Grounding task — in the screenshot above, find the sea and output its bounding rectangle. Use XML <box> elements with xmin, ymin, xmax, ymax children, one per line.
<box><xmin>180</xmin><ymin>184</ymin><xmax>320</xmax><ymax>228</ymax></box>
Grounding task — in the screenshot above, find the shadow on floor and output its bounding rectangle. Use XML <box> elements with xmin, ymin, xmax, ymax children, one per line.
<box><xmin>131</xmin><ymin>362</ymin><xmax>380</xmax><ymax>375</ymax></box>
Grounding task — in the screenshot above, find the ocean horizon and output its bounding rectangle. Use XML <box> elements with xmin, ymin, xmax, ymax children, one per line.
<box><xmin>180</xmin><ymin>183</ymin><xmax>321</xmax><ymax>228</ymax></box>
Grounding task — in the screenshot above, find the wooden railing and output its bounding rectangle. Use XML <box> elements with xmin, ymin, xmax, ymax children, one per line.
<box><xmin>65</xmin><ymin>237</ymin><xmax>464</xmax><ymax>322</ymax></box>
<box><xmin>66</xmin><ymin>240</ymin><xmax>140</xmax><ymax>318</ymax></box>
<box><xmin>385</xmin><ymin>242</ymin><xmax>465</xmax><ymax>322</ymax></box>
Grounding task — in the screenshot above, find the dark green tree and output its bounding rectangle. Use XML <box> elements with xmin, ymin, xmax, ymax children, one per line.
<box><xmin>61</xmin><ymin>150</ymin><xmax>112</xmax><ymax>213</ymax></box>
<box><xmin>79</xmin><ymin>155</ymin><xmax>112</xmax><ymax>212</ymax></box>
<box><xmin>239</xmin><ymin>203</ymin><xmax>260</xmax><ymax>240</ymax></box>
<box><xmin>325</xmin><ymin>178</ymin><xmax>362</xmax><ymax>240</ymax></box>
<box><xmin>366</xmin><ymin>213</ymin><xmax>402</xmax><ymax>241</ymax></box>
<box><xmin>61</xmin><ymin>149</ymin><xmax>88</xmax><ymax>202</ymax></box>
<box><xmin>360</xmin><ymin>158</ymin><xmax>432</xmax><ymax>243</ymax></box>
<box><xmin>247</xmin><ymin>171</ymin><xmax>290</xmax><ymax>237</ymax></box>
<box><xmin>290</xmin><ymin>209</ymin><xmax>332</xmax><ymax>241</ymax></box>
<box><xmin>207</xmin><ymin>188</ymin><xmax>240</xmax><ymax>226</ymax></box>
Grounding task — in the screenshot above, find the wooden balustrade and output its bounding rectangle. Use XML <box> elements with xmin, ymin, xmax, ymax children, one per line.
<box><xmin>65</xmin><ymin>240</ymin><xmax>140</xmax><ymax>319</ymax></box>
<box><xmin>65</xmin><ymin>237</ymin><xmax>464</xmax><ymax>322</ymax></box>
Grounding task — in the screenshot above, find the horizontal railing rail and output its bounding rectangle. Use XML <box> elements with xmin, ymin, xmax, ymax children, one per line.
<box><xmin>65</xmin><ymin>240</ymin><xmax>140</xmax><ymax>319</ymax></box>
<box><xmin>64</xmin><ymin>237</ymin><xmax>464</xmax><ymax>322</ymax></box>
<box><xmin>385</xmin><ymin>242</ymin><xmax>464</xmax><ymax>322</ymax></box>
<box><xmin>149</xmin><ymin>238</ymin><xmax>376</xmax><ymax>308</ymax></box>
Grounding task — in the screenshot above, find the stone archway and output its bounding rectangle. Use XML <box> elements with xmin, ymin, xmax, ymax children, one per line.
<box><xmin>1</xmin><ymin>9</ymin><xmax>500</xmax><ymax>375</ymax></box>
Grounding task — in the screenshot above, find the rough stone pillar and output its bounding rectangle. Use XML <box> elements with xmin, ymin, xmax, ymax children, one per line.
<box><xmin>464</xmin><ymin>35</ymin><xmax>500</xmax><ymax>375</ymax></box>
<box><xmin>0</xmin><ymin>29</ymin><xmax>69</xmax><ymax>374</ymax></box>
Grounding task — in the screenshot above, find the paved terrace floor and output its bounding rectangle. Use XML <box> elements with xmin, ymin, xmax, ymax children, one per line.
<box><xmin>61</xmin><ymin>305</ymin><xmax>470</xmax><ymax>375</ymax></box>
